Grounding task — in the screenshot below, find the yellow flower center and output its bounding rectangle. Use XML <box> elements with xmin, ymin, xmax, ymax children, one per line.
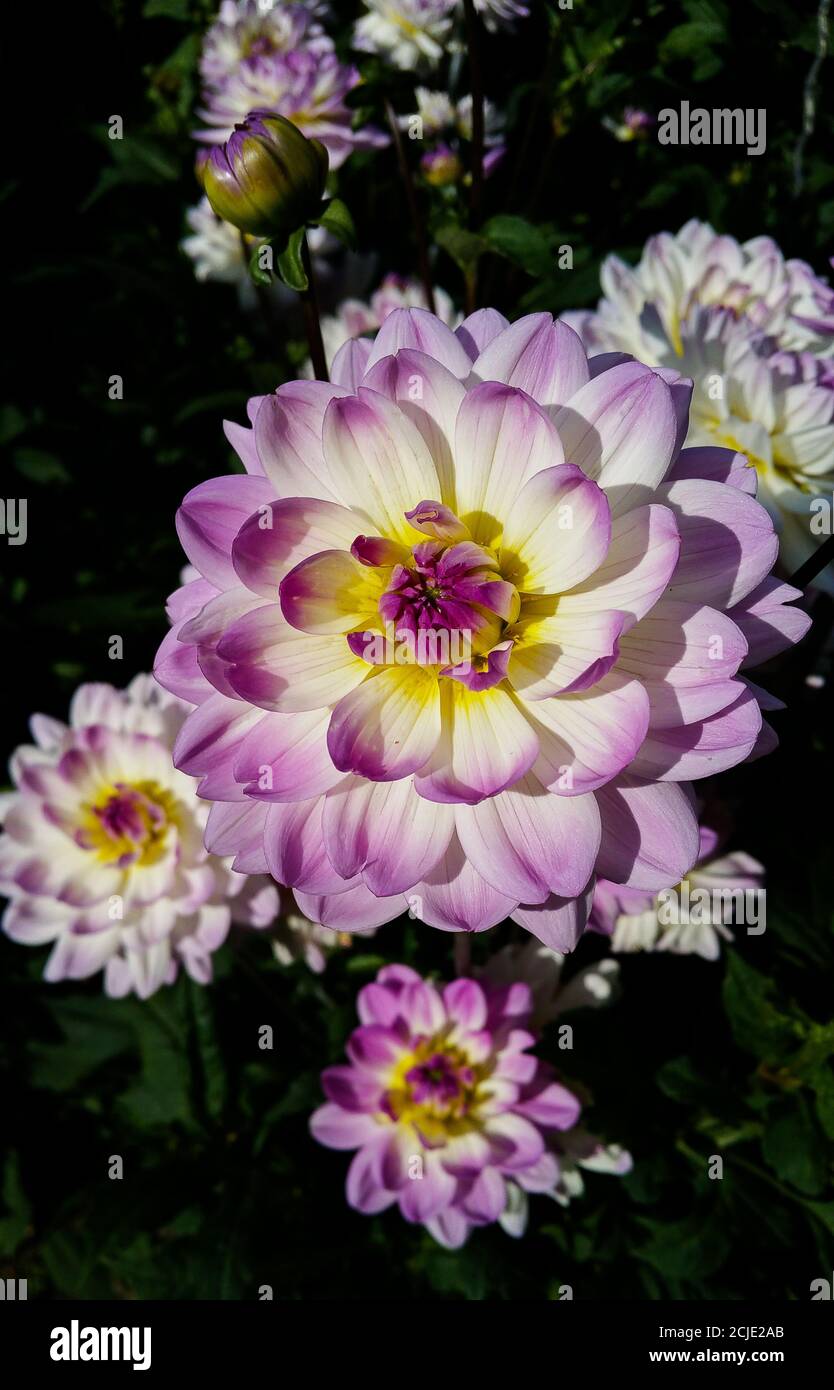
<box><xmin>76</xmin><ymin>780</ymin><xmax>180</xmax><ymax>869</ymax></box>
<box><xmin>383</xmin><ymin>1036</ymin><xmax>485</xmax><ymax>1145</ymax></box>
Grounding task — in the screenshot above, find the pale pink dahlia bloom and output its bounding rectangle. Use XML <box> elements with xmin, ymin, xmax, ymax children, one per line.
<box><xmin>309</xmin><ymin>964</ymin><xmax>628</xmax><ymax>1247</ymax></box>
<box><xmin>563</xmin><ymin>224</ymin><xmax>834</xmax><ymax>591</ymax></box>
<box><xmin>200</xmin><ymin>2</ymin><xmax>332</xmax><ymax>89</ymax></box>
<box><xmin>312</xmin><ymin>273</ymin><xmax>458</xmax><ymax>375</ymax></box>
<box><xmin>195</xmin><ymin>50</ymin><xmax>387</xmax><ymax>170</ymax></box>
<box><xmin>590</xmin><ymin>818</ymin><xmax>764</xmax><ymax>960</ymax></box>
<box><xmin>0</xmin><ymin>676</ymin><xmax>279</xmax><ymax>998</ymax></box>
<box><xmin>155</xmin><ymin>306</ymin><xmax>809</xmax><ymax>944</ymax></box>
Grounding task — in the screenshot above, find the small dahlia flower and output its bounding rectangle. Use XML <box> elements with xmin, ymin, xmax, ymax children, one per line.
<box><xmin>157</xmin><ymin>306</ymin><xmax>808</xmax><ymax>943</ymax></box>
<box><xmin>353</xmin><ymin>0</ymin><xmax>459</xmax><ymax>70</ymax></box>
<box><xmin>271</xmin><ymin>894</ymin><xmax>360</xmax><ymax>972</ymax></box>
<box><xmin>0</xmin><ymin>677</ymin><xmax>279</xmax><ymax>998</ymax></box>
<box><xmin>313</xmin><ymin>274</ymin><xmax>457</xmax><ymax>375</ymax></box>
<box><xmin>481</xmin><ymin>937</ymin><xmax>620</xmax><ymax>1028</ymax></box>
<box><xmin>200</xmin><ymin>1</ymin><xmax>332</xmax><ymax>89</ymax></box>
<box><xmin>590</xmin><ymin>819</ymin><xmax>764</xmax><ymax>959</ymax></box>
<box><xmin>309</xmin><ymin>964</ymin><xmax>627</xmax><ymax>1246</ymax></box>
<box><xmin>195</xmin><ymin>50</ymin><xmax>387</xmax><ymax>170</ymax></box>
<box><xmin>199</xmin><ymin>111</ymin><xmax>329</xmax><ymax>239</ymax></box>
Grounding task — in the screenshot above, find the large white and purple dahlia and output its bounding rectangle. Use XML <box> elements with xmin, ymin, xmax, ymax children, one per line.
<box><xmin>156</xmin><ymin>306</ymin><xmax>810</xmax><ymax>944</ymax></box>
<box><xmin>309</xmin><ymin>963</ymin><xmax>629</xmax><ymax>1248</ymax></box>
<box><xmin>563</xmin><ymin>221</ymin><xmax>834</xmax><ymax>591</ymax></box>
<box><xmin>0</xmin><ymin>676</ymin><xmax>279</xmax><ymax>997</ymax></box>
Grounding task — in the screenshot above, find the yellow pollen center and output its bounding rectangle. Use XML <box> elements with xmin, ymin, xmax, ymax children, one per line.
<box><xmin>77</xmin><ymin>780</ymin><xmax>180</xmax><ymax>868</ymax></box>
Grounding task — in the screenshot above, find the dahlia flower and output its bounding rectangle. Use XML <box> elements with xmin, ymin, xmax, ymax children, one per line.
<box><xmin>200</xmin><ymin>1</ymin><xmax>332</xmax><ymax>89</ymax></box>
<box><xmin>195</xmin><ymin>50</ymin><xmax>387</xmax><ymax>171</ymax></box>
<box><xmin>569</xmin><ymin>220</ymin><xmax>834</xmax><ymax>359</ymax></box>
<box><xmin>564</xmin><ymin>223</ymin><xmax>834</xmax><ymax>590</ymax></box>
<box><xmin>312</xmin><ymin>273</ymin><xmax>457</xmax><ymax>375</ymax></box>
<box><xmin>0</xmin><ymin>676</ymin><xmax>279</xmax><ymax>997</ymax></box>
<box><xmin>591</xmin><ymin>817</ymin><xmax>764</xmax><ymax>960</ymax></box>
<box><xmin>353</xmin><ymin>1</ymin><xmax>459</xmax><ymax>70</ymax></box>
<box><xmin>309</xmin><ymin>963</ymin><xmax>628</xmax><ymax>1247</ymax></box>
<box><xmin>156</xmin><ymin>306</ymin><xmax>808</xmax><ymax>944</ymax></box>
<box><xmin>481</xmin><ymin>937</ymin><xmax>620</xmax><ymax>1028</ymax></box>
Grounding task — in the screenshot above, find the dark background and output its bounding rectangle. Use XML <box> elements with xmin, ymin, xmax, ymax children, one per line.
<box><xmin>1</xmin><ymin>0</ymin><xmax>833</xmax><ymax>1299</ymax></box>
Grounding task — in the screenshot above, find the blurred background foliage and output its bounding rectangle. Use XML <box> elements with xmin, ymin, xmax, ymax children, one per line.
<box><xmin>2</xmin><ymin>0</ymin><xmax>833</xmax><ymax>1299</ymax></box>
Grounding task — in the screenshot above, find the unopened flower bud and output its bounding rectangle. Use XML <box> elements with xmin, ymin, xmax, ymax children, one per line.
<box><xmin>199</xmin><ymin>111</ymin><xmax>329</xmax><ymax>239</ymax></box>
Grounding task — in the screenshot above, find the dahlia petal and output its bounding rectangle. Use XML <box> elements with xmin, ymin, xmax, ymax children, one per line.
<box><xmin>668</xmin><ymin>445</ymin><xmax>757</xmax><ymax>495</ymax></box>
<box><xmin>264</xmin><ymin>796</ymin><xmax>349</xmax><ymax>893</ymax></box>
<box><xmin>44</xmin><ymin>928</ymin><xmax>122</xmax><ymax>983</ymax></box>
<box><xmin>460</xmin><ymin>1167</ymin><xmax>507</xmax><ymax>1223</ymax></box>
<box><xmin>454</xmin><ymin>382</ymin><xmax>565</xmax><ymax>547</ymax></box>
<box><xmin>511</xmin><ymin>885</ymin><xmax>594</xmax><ymax>952</ymax></box>
<box><xmin>516</xmin><ymin>1082</ymin><xmax>581</xmax><ymax>1131</ymax></box>
<box><xmin>175</xmin><ymin>475</ymin><xmax>275</xmax><ymax>587</ymax></box>
<box><xmin>330</xmin><ymin>337</ymin><xmax>373</xmax><ymax>390</ymax></box>
<box><xmin>507</xmin><ymin>607</ymin><xmax>625</xmax><ymax>699</ymax></box>
<box><xmin>346</xmin><ymin>1140</ymin><xmax>397</xmax><ymax>1215</ymax></box>
<box><xmin>530</xmin><ymin>672</ymin><xmax>650</xmax><ymax>794</ymax></box>
<box><xmin>232</xmin><ymin>497</ymin><xmax>362</xmax><ymax>598</ymax></box>
<box><xmin>657</xmin><ymin>478</ymin><xmax>779</xmax><ymax>608</ymax></box>
<box><xmin>617</xmin><ymin>599</ymin><xmax>748</xmax><ymax>728</ymax></box>
<box><xmin>280</xmin><ymin>548</ymin><xmax>381</xmax><ymax>635</ymax></box>
<box><xmin>399</xmin><ymin>979</ymin><xmax>447</xmax><ymax>1034</ymax></box>
<box><xmin>628</xmin><ymin>685</ymin><xmax>762</xmax><ymax>781</ymax></box>
<box><xmin>413</xmin><ymin>835</ymin><xmax>517</xmax><ymax>932</ymax></box>
<box><xmin>309</xmin><ymin>1103</ymin><xmax>381</xmax><ymax>1151</ymax></box>
<box><xmin>594</xmin><ymin>778</ymin><xmax>700</xmax><ymax>889</ymax></box>
<box><xmin>443</xmin><ymin>978</ymin><xmax>488</xmax><ymax>1031</ymax></box>
<box><xmin>219</xmin><ymin>606</ymin><xmax>368</xmax><ymax>712</ymax></box>
<box><xmin>321</xmin><ymin>777</ymin><xmax>454</xmax><ymax>895</ymax></box>
<box><xmin>235</xmin><ymin>708</ymin><xmax>344</xmax><ymax>802</ymax></box>
<box><xmin>499</xmin><ymin>464</ymin><xmax>611</xmax><ymax>594</ymax></box>
<box><xmin>223</xmin><ymin>416</ymin><xmax>262</xmax><ymax>476</ymax></box>
<box><xmin>425</xmin><ymin>1206</ymin><xmax>471</xmax><ymax>1249</ymax></box>
<box><xmin>485</xmin><ymin>1112</ymin><xmax>546</xmax><ymax>1172</ymax></box>
<box><xmin>253</xmin><ymin>381</ymin><xmax>349</xmax><ymax>501</ymax></box>
<box><xmin>363</xmin><ymin>349</ymin><xmax>466</xmax><ymax>506</ymax></box>
<box><xmin>414</xmin><ymin>682</ymin><xmax>539</xmax><ymax>804</ymax></box>
<box><xmin>456</xmin><ymin>774</ymin><xmax>601</xmax><ymax>903</ymax></box>
<box><xmin>366</xmin><ymin>307</ymin><xmax>473</xmax><ymax>378</ymax></box>
<box><xmin>328</xmin><ymin>666</ymin><xmax>441</xmax><ymax>781</ymax></box>
<box><xmin>347</xmin><ymin>1025</ymin><xmax>407</xmax><ymax>1074</ymax></box>
<box><xmin>204</xmin><ymin>799</ymin><xmax>269</xmax><ymax>872</ymax></box>
<box><xmin>294</xmin><ymin>882</ymin><xmax>407</xmax><ymax>931</ymax></box>
<box><xmin>172</xmin><ymin>692</ymin><xmax>261</xmax><ymax>798</ymax></box>
<box><xmin>321</xmin><ymin>387</ymin><xmax>442</xmax><ymax>544</ymax></box>
<box><xmin>729</xmin><ymin>577</ymin><xmax>811</xmax><ymax>667</ymax></box>
<box><xmin>557</xmin><ymin>503</ymin><xmax>680</xmax><ymax>625</ymax></box>
<box><xmin>455</xmin><ymin>307</ymin><xmax>510</xmax><ymax>359</ymax></box>
<box><xmin>471</xmin><ymin>313</ymin><xmax>590</xmax><ymax>408</ymax></box>
<box><xmin>552</xmin><ymin>362</ymin><xmax>678</xmax><ymax>518</ymax></box>
<box><xmin>399</xmin><ymin>1156</ymin><xmax>458</xmax><ymax>1222</ymax></box>
<box><xmin>154</xmin><ymin>624</ymin><xmax>210</xmax><ymax>705</ymax></box>
<box><xmin>322</xmin><ymin>1066</ymin><xmax>384</xmax><ymax>1113</ymax></box>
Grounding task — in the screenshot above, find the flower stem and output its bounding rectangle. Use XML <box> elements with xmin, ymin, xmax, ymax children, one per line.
<box><xmin>300</xmin><ymin>231</ymin><xmax>329</xmax><ymax>381</ymax></box>
<box><xmin>789</xmin><ymin>532</ymin><xmax>834</xmax><ymax>592</ymax></box>
<box><xmin>384</xmin><ymin>98</ymin><xmax>436</xmax><ymax>315</ymax></box>
<box><xmin>462</xmin><ymin>0</ymin><xmax>485</xmax><ymax>226</ymax></box>
<box><xmin>453</xmin><ymin>933</ymin><xmax>472</xmax><ymax>976</ymax></box>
